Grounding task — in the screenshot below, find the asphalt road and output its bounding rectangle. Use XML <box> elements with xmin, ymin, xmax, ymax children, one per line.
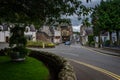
<box><xmin>32</xmin><ymin>43</ymin><xmax>120</xmax><ymax>80</ymax></box>
<box><xmin>1</xmin><ymin>43</ymin><xmax>120</xmax><ymax>80</ymax></box>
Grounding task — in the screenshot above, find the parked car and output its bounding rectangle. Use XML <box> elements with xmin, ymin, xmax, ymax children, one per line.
<box><xmin>64</xmin><ymin>41</ymin><xmax>71</xmax><ymax>45</ymax></box>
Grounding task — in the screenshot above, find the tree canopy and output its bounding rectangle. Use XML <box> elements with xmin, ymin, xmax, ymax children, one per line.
<box><xmin>91</xmin><ymin>0</ymin><xmax>120</xmax><ymax>33</ymax></box>
<box><xmin>91</xmin><ymin>0</ymin><xmax>120</xmax><ymax>46</ymax></box>
<box><xmin>0</xmin><ymin>0</ymin><xmax>90</xmax><ymax>27</ymax></box>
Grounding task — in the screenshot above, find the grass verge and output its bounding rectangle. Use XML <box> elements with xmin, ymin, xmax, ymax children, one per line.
<box><xmin>0</xmin><ymin>56</ymin><xmax>50</xmax><ymax>80</ymax></box>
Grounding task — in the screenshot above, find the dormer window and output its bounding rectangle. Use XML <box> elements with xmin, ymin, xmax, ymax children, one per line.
<box><xmin>25</xmin><ymin>26</ymin><xmax>30</xmax><ymax>32</ymax></box>
<box><xmin>0</xmin><ymin>25</ymin><xmax>3</xmax><ymax>31</ymax></box>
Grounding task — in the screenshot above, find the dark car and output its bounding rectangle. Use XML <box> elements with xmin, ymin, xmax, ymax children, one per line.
<box><xmin>64</xmin><ymin>41</ymin><xmax>71</xmax><ymax>45</ymax></box>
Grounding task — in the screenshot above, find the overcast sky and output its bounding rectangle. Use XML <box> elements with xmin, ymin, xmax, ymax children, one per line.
<box><xmin>72</xmin><ymin>0</ymin><xmax>101</xmax><ymax>32</ymax></box>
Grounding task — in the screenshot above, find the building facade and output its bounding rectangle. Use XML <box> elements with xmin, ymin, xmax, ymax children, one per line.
<box><xmin>24</xmin><ymin>25</ymin><xmax>36</xmax><ymax>41</ymax></box>
<box><xmin>0</xmin><ymin>24</ymin><xmax>36</xmax><ymax>42</ymax></box>
<box><xmin>0</xmin><ymin>24</ymin><xmax>10</xmax><ymax>42</ymax></box>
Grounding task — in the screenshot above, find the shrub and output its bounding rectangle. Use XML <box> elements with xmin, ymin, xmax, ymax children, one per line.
<box><xmin>27</xmin><ymin>41</ymin><xmax>43</xmax><ymax>47</ymax></box>
<box><xmin>90</xmin><ymin>41</ymin><xmax>95</xmax><ymax>47</ymax></box>
<box><xmin>113</xmin><ymin>41</ymin><xmax>117</xmax><ymax>46</ymax></box>
<box><xmin>45</xmin><ymin>43</ymin><xmax>55</xmax><ymax>48</ymax></box>
<box><xmin>88</xmin><ymin>35</ymin><xmax>94</xmax><ymax>46</ymax></box>
<box><xmin>104</xmin><ymin>40</ymin><xmax>110</xmax><ymax>47</ymax></box>
<box><xmin>27</xmin><ymin>41</ymin><xmax>55</xmax><ymax>48</ymax></box>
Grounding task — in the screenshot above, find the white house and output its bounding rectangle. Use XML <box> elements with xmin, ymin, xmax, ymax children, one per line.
<box><xmin>24</xmin><ymin>25</ymin><xmax>36</xmax><ymax>41</ymax></box>
<box><xmin>54</xmin><ymin>30</ymin><xmax>61</xmax><ymax>43</ymax></box>
<box><xmin>0</xmin><ymin>24</ymin><xmax>36</xmax><ymax>42</ymax></box>
<box><xmin>94</xmin><ymin>31</ymin><xmax>119</xmax><ymax>47</ymax></box>
<box><xmin>0</xmin><ymin>24</ymin><xmax>10</xmax><ymax>42</ymax></box>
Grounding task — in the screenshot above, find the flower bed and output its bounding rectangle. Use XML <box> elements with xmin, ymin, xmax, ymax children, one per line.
<box><xmin>27</xmin><ymin>41</ymin><xmax>55</xmax><ymax>48</ymax></box>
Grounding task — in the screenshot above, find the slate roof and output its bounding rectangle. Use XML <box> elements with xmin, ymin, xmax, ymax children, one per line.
<box><xmin>0</xmin><ymin>24</ymin><xmax>9</xmax><ymax>31</ymax></box>
<box><xmin>29</xmin><ymin>25</ymin><xmax>36</xmax><ymax>32</ymax></box>
<box><xmin>85</xmin><ymin>28</ymin><xmax>93</xmax><ymax>35</ymax></box>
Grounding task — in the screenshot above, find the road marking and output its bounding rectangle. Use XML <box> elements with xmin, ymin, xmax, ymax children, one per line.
<box><xmin>70</xmin><ymin>59</ymin><xmax>120</xmax><ymax>80</ymax></box>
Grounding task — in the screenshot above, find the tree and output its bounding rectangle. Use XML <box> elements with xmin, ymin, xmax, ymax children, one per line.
<box><xmin>91</xmin><ymin>0</ymin><xmax>120</xmax><ymax>47</ymax></box>
<box><xmin>0</xmin><ymin>0</ymin><xmax>88</xmax><ymax>25</ymax></box>
<box><xmin>0</xmin><ymin>0</ymin><xmax>89</xmax><ymax>61</ymax></box>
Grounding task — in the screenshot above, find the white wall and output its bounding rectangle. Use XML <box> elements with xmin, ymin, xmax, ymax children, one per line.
<box><xmin>54</xmin><ymin>30</ymin><xmax>61</xmax><ymax>36</ymax></box>
<box><xmin>24</xmin><ymin>32</ymin><xmax>36</xmax><ymax>41</ymax></box>
<box><xmin>0</xmin><ymin>31</ymin><xmax>10</xmax><ymax>42</ymax></box>
<box><xmin>0</xmin><ymin>32</ymin><xmax>5</xmax><ymax>42</ymax></box>
<box><xmin>53</xmin><ymin>30</ymin><xmax>61</xmax><ymax>43</ymax></box>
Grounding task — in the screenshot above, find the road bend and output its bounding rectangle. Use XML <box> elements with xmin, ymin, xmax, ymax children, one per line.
<box><xmin>30</xmin><ymin>44</ymin><xmax>120</xmax><ymax>80</ymax></box>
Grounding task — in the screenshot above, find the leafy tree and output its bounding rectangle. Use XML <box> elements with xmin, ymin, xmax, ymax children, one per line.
<box><xmin>91</xmin><ymin>0</ymin><xmax>120</xmax><ymax>47</ymax></box>
<box><xmin>0</xmin><ymin>0</ymin><xmax>90</xmax><ymax>61</ymax></box>
<box><xmin>0</xmin><ymin>0</ymin><xmax>88</xmax><ymax>25</ymax></box>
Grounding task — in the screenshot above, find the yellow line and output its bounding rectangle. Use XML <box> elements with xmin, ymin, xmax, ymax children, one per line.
<box><xmin>70</xmin><ymin>59</ymin><xmax>120</xmax><ymax>80</ymax></box>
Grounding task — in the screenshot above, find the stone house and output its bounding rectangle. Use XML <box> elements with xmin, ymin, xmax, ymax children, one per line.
<box><xmin>80</xmin><ymin>25</ymin><xmax>93</xmax><ymax>45</ymax></box>
<box><xmin>53</xmin><ymin>26</ymin><xmax>62</xmax><ymax>43</ymax></box>
<box><xmin>36</xmin><ymin>26</ymin><xmax>53</xmax><ymax>42</ymax></box>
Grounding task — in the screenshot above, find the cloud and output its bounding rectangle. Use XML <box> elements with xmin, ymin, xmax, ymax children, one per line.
<box><xmin>72</xmin><ymin>25</ymin><xmax>82</xmax><ymax>32</ymax></box>
<box><xmin>71</xmin><ymin>0</ymin><xmax>101</xmax><ymax>26</ymax></box>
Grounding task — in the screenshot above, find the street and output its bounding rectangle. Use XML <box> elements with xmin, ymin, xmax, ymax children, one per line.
<box><xmin>0</xmin><ymin>43</ymin><xmax>120</xmax><ymax>80</ymax></box>
<box><xmin>31</xmin><ymin>43</ymin><xmax>120</xmax><ymax>80</ymax></box>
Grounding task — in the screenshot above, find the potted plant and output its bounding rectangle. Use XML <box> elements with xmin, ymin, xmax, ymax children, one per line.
<box><xmin>9</xmin><ymin>24</ymin><xmax>29</xmax><ymax>61</ymax></box>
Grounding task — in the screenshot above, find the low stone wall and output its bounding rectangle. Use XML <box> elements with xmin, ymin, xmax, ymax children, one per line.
<box><xmin>29</xmin><ymin>50</ymin><xmax>77</xmax><ymax>80</ymax></box>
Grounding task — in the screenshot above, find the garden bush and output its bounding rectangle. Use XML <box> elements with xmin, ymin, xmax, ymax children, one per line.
<box><xmin>27</xmin><ymin>41</ymin><xmax>55</xmax><ymax>48</ymax></box>
<box><xmin>104</xmin><ymin>40</ymin><xmax>110</xmax><ymax>47</ymax></box>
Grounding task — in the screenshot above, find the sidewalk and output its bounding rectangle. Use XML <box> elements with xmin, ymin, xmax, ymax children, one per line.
<box><xmin>85</xmin><ymin>46</ymin><xmax>120</xmax><ymax>57</ymax></box>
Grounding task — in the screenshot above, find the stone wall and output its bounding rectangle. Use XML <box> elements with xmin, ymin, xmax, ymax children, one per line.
<box><xmin>29</xmin><ymin>50</ymin><xmax>77</xmax><ymax>80</ymax></box>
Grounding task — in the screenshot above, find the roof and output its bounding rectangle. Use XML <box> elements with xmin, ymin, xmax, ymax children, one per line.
<box><xmin>29</xmin><ymin>25</ymin><xmax>36</xmax><ymax>32</ymax></box>
<box><xmin>85</xmin><ymin>27</ymin><xmax>93</xmax><ymax>35</ymax></box>
<box><xmin>0</xmin><ymin>24</ymin><xmax>9</xmax><ymax>31</ymax></box>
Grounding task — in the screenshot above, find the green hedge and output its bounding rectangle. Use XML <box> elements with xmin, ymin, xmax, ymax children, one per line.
<box><xmin>27</xmin><ymin>41</ymin><xmax>55</xmax><ymax>48</ymax></box>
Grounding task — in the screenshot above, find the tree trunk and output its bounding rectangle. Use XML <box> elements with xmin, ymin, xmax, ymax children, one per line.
<box><xmin>98</xmin><ymin>32</ymin><xmax>101</xmax><ymax>48</ymax></box>
<box><xmin>109</xmin><ymin>31</ymin><xmax>112</xmax><ymax>47</ymax></box>
<box><xmin>116</xmin><ymin>30</ymin><xmax>120</xmax><ymax>47</ymax></box>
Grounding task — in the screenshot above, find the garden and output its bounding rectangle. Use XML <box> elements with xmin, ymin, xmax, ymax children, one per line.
<box><xmin>27</xmin><ymin>41</ymin><xmax>55</xmax><ymax>48</ymax></box>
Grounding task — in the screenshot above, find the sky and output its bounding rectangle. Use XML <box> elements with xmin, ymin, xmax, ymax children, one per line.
<box><xmin>72</xmin><ymin>0</ymin><xmax>101</xmax><ymax>32</ymax></box>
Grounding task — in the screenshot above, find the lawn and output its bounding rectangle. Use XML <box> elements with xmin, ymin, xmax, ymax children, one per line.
<box><xmin>0</xmin><ymin>56</ymin><xmax>50</xmax><ymax>80</ymax></box>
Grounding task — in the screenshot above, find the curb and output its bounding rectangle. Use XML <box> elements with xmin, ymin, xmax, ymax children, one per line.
<box><xmin>92</xmin><ymin>49</ymin><xmax>120</xmax><ymax>57</ymax></box>
<box><xmin>29</xmin><ymin>50</ymin><xmax>77</xmax><ymax>80</ymax></box>
<box><xmin>84</xmin><ymin>47</ymin><xmax>120</xmax><ymax>57</ymax></box>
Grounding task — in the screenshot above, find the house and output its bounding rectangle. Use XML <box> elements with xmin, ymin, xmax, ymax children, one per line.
<box><xmin>0</xmin><ymin>24</ymin><xmax>10</xmax><ymax>42</ymax></box>
<box><xmin>0</xmin><ymin>24</ymin><xmax>36</xmax><ymax>43</ymax></box>
<box><xmin>53</xmin><ymin>26</ymin><xmax>62</xmax><ymax>43</ymax></box>
<box><xmin>60</xmin><ymin>24</ymin><xmax>73</xmax><ymax>43</ymax></box>
<box><xmin>94</xmin><ymin>31</ymin><xmax>119</xmax><ymax>47</ymax></box>
<box><xmin>36</xmin><ymin>26</ymin><xmax>53</xmax><ymax>42</ymax></box>
<box><xmin>80</xmin><ymin>25</ymin><xmax>93</xmax><ymax>45</ymax></box>
<box><xmin>36</xmin><ymin>24</ymin><xmax>73</xmax><ymax>44</ymax></box>
<box><xmin>24</xmin><ymin>25</ymin><xmax>36</xmax><ymax>41</ymax></box>
<box><xmin>36</xmin><ymin>31</ymin><xmax>51</xmax><ymax>42</ymax></box>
